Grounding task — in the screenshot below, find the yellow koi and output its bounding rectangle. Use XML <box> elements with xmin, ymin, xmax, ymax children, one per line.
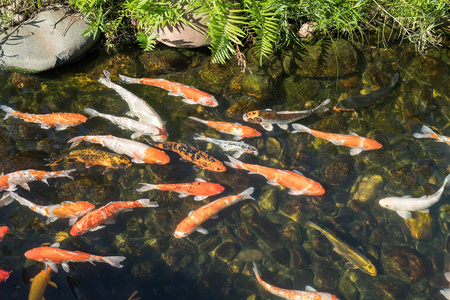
<box><xmin>29</xmin><ymin>267</ymin><xmax>57</xmax><ymax>300</ymax></box>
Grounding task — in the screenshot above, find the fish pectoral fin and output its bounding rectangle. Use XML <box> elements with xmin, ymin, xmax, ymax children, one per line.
<box><xmin>349</xmin><ymin>148</ymin><xmax>363</xmax><ymax>155</ymax></box>
<box><xmin>131</xmin><ymin>158</ymin><xmax>146</xmax><ymax>164</ymax></box>
<box><xmin>232</xmin><ymin>151</ymin><xmax>243</xmax><ymax>158</ymax></box>
<box><xmin>195</xmin><ymin>178</ymin><xmax>206</xmax><ymax>182</ymax></box>
<box><xmin>19</xmin><ymin>183</ymin><xmax>31</xmax><ymax>191</ymax></box>
<box><xmin>232</xmin><ymin>136</ymin><xmax>243</xmax><ymax>141</ymax></box>
<box><xmin>46</xmin><ymin>263</ymin><xmax>58</xmax><ymax>273</ymax></box>
<box><xmin>261</xmin><ymin>123</ymin><xmax>273</xmax><ymax>131</ymax></box>
<box><xmin>105</xmin><ymin>218</ymin><xmax>117</xmax><ymax>224</ymax></box>
<box><xmin>196</xmin><ymin>227</ymin><xmax>209</xmax><ymax>235</ymax></box>
<box><xmin>277</xmin><ymin>124</ymin><xmax>289</xmax><ymax>130</ymax></box>
<box><xmin>178</xmin><ymin>192</ymin><xmax>190</xmax><ymax>198</ymax></box>
<box><xmin>91</xmin><ymin>225</ymin><xmax>106</xmax><ymax>231</ymax></box>
<box><xmin>68</xmin><ymin>216</ymin><xmax>79</xmax><ymax>226</ymax></box>
<box><xmin>419</xmin><ymin>209</ymin><xmax>430</xmax><ymax>214</ymax></box>
<box><xmin>182</xmin><ymin>99</ymin><xmax>196</xmax><ymax>105</ymax></box>
<box><xmin>131</xmin><ymin>132</ymin><xmax>142</xmax><ymax>139</ymax></box>
<box><xmin>267</xmin><ymin>180</ymin><xmax>279</xmax><ymax>186</ymax></box>
<box><xmin>45</xmin><ymin>216</ymin><xmax>58</xmax><ymax>224</ymax></box>
<box><xmin>194</xmin><ymin>195</ymin><xmax>208</xmax><ymax>201</ymax></box>
<box><xmin>49</xmin><ymin>281</ymin><xmax>58</xmax><ymax>288</ymax></box>
<box><xmin>61</xmin><ymin>263</ymin><xmax>70</xmax><ymax>273</ymax></box>
<box><xmin>344</xmin><ymin>262</ymin><xmax>358</xmax><ymax>269</ymax></box>
<box><xmin>209</xmin><ymin>214</ymin><xmax>219</xmax><ymax>219</ymax></box>
<box><xmin>305</xmin><ymin>285</ymin><xmax>317</xmax><ymax>292</ymax></box>
<box><xmin>50</xmin><ymin>242</ymin><xmax>60</xmax><ymax>248</ymax></box>
<box><xmin>396</xmin><ymin>210</ymin><xmax>412</xmax><ymax>219</ymax></box>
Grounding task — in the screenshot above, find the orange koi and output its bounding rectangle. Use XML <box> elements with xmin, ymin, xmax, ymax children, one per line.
<box><xmin>70</xmin><ymin>199</ymin><xmax>158</xmax><ymax>236</ymax></box>
<box><xmin>6</xmin><ymin>192</ymin><xmax>95</xmax><ymax>225</ymax></box>
<box><xmin>47</xmin><ymin>149</ymin><xmax>132</xmax><ymax>170</ymax></box>
<box><xmin>174</xmin><ymin>187</ymin><xmax>254</xmax><ymax>238</ymax></box>
<box><xmin>0</xmin><ymin>269</ymin><xmax>11</xmax><ymax>283</ymax></box>
<box><xmin>145</xmin><ymin>140</ymin><xmax>226</xmax><ymax>172</ymax></box>
<box><xmin>291</xmin><ymin>123</ymin><xmax>382</xmax><ymax>155</ymax></box>
<box><xmin>67</xmin><ymin>135</ymin><xmax>169</xmax><ymax>165</ymax></box>
<box><xmin>252</xmin><ymin>263</ymin><xmax>340</xmax><ymax>300</ymax></box>
<box><xmin>28</xmin><ymin>267</ymin><xmax>57</xmax><ymax>300</ymax></box>
<box><xmin>0</xmin><ymin>226</ymin><xmax>8</xmax><ymax>242</ymax></box>
<box><xmin>120</xmin><ymin>75</ymin><xmax>219</xmax><ymax>107</ymax></box>
<box><xmin>413</xmin><ymin>125</ymin><xmax>450</xmax><ymax>146</ymax></box>
<box><xmin>0</xmin><ymin>169</ymin><xmax>75</xmax><ymax>193</ymax></box>
<box><xmin>225</xmin><ymin>155</ymin><xmax>325</xmax><ymax>196</ymax></box>
<box><xmin>137</xmin><ymin>178</ymin><xmax>225</xmax><ymax>201</ymax></box>
<box><xmin>25</xmin><ymin>242</ymin><xmax>126</xmax><ymax>273</ymax></box>
<box><xmin>0</xmin><ymin>105</ymin><xmax>87</xmax><ymax>131</ymax></box>
<box><xmin>188</xmin><ymin>116</ymin><xmax>261</xmax><ymax>140</ymax></box>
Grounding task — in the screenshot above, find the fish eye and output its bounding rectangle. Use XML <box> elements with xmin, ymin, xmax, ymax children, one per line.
<box><xmin>255</xmin><ymin>117</ymin><xmax>262</xmax><ymax>122</ymax></box>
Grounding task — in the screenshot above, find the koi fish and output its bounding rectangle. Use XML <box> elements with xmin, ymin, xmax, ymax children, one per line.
<box><xmin>24</xmin><ymin>242</ymin><xmax>126</xmax><ymax>273</ymax></box>
<box><xmin>119</xmin><ymin>75</ymin><xmax>219</xmax><ymax>107</ymax></box>
<box><xmin>193</xmin><ymin>133</ymin><xmax>258</xmax><ymax>158</ymax></box>
<box><xmin>441</xmin><ymin>272</ymin><xmax>450</xmax><ymax>299</ymax></box>
<box><xmin>0</xmin><ymin>169</ymin><xmax>75</xmax><ymax>193</ymax></box>
<box><xmin>98</xmin><ymin>70</ymin><xmax>167</xmax><ymax>142</ymax></box>
<box><xmin>174</xmin><ymin>187</ymin><xmax>254</xmax><ymax>238</ymax></box>
<box><xmin>0</xmin><ymin>105</ymin><xmax>87</xmax><ymax>131</ymax></box>
<box><xmin>29</xmin><ymin>267</ymin><xmax>57</xmax><ymax>300</ymax></box>
<box><xmin>333</xmin><ymin>73</ymin><xmax>400</xmax><ymax>111</ymax></box>
<box><xmin>252</xmin><ymin>262</ymin><xmax>340</xmax><ymax>300</ymax></box>
<box><xmin>0</xmin><ymin>226</ymin><xmax>8</xmax><ymax>242</ymax></box>
<box><xmin>47</xmin><ymin>149</ymin><xmax>132</xmax><ymax>170</ymax></box>
<box><xmin>242</xmin><ymin>99</ymin><xmax>330</xmax><ymax>131</ymax></box>
<box><xmin>67</xmin><ymin>135</ymin><xmax>170</xmax><ymax>165</ymax></box>
<box><xmin>145</xmin><ymin>140</ymin><xmax>226</xmax><ymax>172</ymax></box>
<box><xmin>6</xmin><ymin>192</ymin><xmax>95</xmax><ymax>225</ymax></box>
<box><xmin>291</xmin><ymin>123</ymin><xmax>382</xmax><ymax>155</ymax></box>
<box><xmin>188</xmin><ymin>116</ymin><xmax>261</xmax><ymax>140</ymax></box>
<box><xmin>137</xmin><ymin>178</ymin><xmax>225</xmax><ymax>201</ymax></box>
<box><xmin>413</xmin><ymin>125</ymin><xmax>450</xmax><ymax>146</ymax></box>
<box><xmin>225</xmin><ymin>155</ymin><xmax>324</xmax><ymax>196</ymax></box>
<box><xmin>378</xmin><ymin>173</ymin><xmax>450</xmax><ymax>219</ymax></box>
<box><xmin>84</xmin><ymin>108</ymin><xmax>162</xmax><ymax>139</ymax></box>
<box><xmin>305</xmin><ymin>220</ymin><xmax>377</xmax><ymax>276</ymax></box>
<box><xmin>0</xmin><ymin>269</ymin><xmax>11</xmax><ymax>282</ymax></box>
<box><xmin>70</xmin><ymin>199</ymin><xmax>158</xmax><ymax>236</ymax></box>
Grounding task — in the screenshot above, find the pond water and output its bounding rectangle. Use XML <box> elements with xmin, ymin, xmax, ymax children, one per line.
<box><xmin>0</xmin><ymin>39</ymin><xmax>449</xmax><ymax>300</ymax></box>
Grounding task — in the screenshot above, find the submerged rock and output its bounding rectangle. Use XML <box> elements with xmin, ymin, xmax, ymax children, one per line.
<box><xmin>382</xmin><ymin>247</ymin><xmax>432</xmax><ymax>283</ymax></box>
<box><xmin>236</xmin><ymin>249</ymin><xmax>263</xmax><ymax>262</ymax></box>
<box><xmin>351</xmin><ymin>174</ymin><xmax>384</xmax><ymax>202</ymax></box>
<box><xmin>215</xmin><ymin>242</ymin><xmax>240</xmax><ymax>262</ymax></box>
<box><xmin>322</xmin><ymin>154</ymin><xmax>354</xmax><ymax>186</ymax></box>
<box><xmin>404</xmin><ymin>212</ymin><xmax>434</xmax><ymax>240</ymax></box>
<box><xmin>229</xmin><ymin>70</ymin><xmax>274</xmax><ymax>101</ymax></box>
<box><xmin>139</xmin><ymin>49</ymin><xmax>190</xmax><ymax>73</ymax></box>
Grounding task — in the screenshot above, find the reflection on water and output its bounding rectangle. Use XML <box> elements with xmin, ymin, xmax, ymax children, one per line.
<box><xmin>0</xmin><ymin>40</ymin><xmax>449</xmax><ymax>299</ymax></box>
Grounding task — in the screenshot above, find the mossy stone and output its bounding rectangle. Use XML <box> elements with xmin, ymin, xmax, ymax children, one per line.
<box><xmin>215</xmin><ymin>242</ymin><xmax>240</xmax><ymax>262</ymax></box>
<box><xmin>140</xmin><ymin>49</ymin><xmax>189</xmax><ymax>73</ymax></box>
<box><xmin>258</xmin><ymin>185</ymin><xmax>278</xmax><ymax>212</ymax></box>
<box><xmin>236</xmin><ymin>249</ymin><xmax>263</xmax><ymax>262</ymax></box>
<box><xmin>338</xmin><ymin>278</ymin><xmax>359</xmax><ymax>300</ymax></box>
<box><xmin>229</xmin><ymin>70</ymin><xmax>274</xmax><ymax>101</ymax></box>
<box><xmin>245</xmin><ymin>215</ymin><xmax>281</xmax><ymax>249</ymax></box>
<box><xmin>382</xmin><ymin>247</ymin><xmax>431</xmax><ymax>283</ymax></box>
<box><xmin>351</xmin><ymin>175</ymin><xmax>384</xmax><ymax>202</ymax></box>
<box><xmin>322</xmin><ymin>154</ymin><xmax>354</xmax><ymax>186</ymax></box>
<box><xmin>404</xmin><ymin>212</ymin><xmax>434</xmax><ymax>240</ymax></box>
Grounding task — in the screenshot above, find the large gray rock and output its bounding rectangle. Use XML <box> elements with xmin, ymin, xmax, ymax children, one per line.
<box><xmin>0</xmin><ymin>10</ymin><xmax>99</xmax><ymax>73</ymax></box>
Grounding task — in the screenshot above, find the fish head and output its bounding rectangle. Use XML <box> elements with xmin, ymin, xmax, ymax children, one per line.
<box><xmin>378</xmin><ymin>197</ymin><xmax>397</xmax><ymax>210</ymax></box>
<box><xmin>174</xmin><ymin>229</ymin><xmax>187</xmax><ymax>238</ymax></box>
<box><xmin>69</xmin><ymin>224</ymin><xmax>84</xmax><ymax>236</ymax></box>
<box><xmin>201</xmin><ymin>97</ymin><xmax>218</xmax><ymax>107</ymax></box>
<box><xmin>25</xmin><ymin>248</ymin><xmax>46</xmax><ymax>262</ymax></box>
<box><xmin>364</xmin><ymin>263</ymin><xmax>378</xmax><ymax>276</ymax></box>
<box><xmin>242</xmin><ymin>111</ymin><xmax>261</xmax><ymax>124</ymax></box>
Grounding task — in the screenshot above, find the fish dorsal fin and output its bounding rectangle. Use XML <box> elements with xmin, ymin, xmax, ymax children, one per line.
<box><xmin>293</xmin><ymin>170</ymin><xmax>304</xmax><ymax>176</ymax></box>
<box><xmin>350</xmin><ymin>132</ymin><xmax>359</xmax><ymax>136</ymax></box>
<box><xmin>305</xmin><ymin>285</ymin><xmax>316</xmax><ymax>292</ymax></box>
<box><xmin>233</xmin><ymin>122</ymin><xmax>242</xmax><ymax>126</ymax></box>
<box><xmin>264</xmin><ymin>109</ymin><xmax>272</xmax><ymax>111</ymax></box>
<box><xmin>401</xmin><ymin>195</ymin><xmax>412</xmax><ymax>198</ymax></box>
<box><xmin>357</xmin><ymin>246</ymin><xmax>366</xmax><ymax>254</ymax></box>
<box><xmin>195</xmin><ymin>178</ymin><xmax>206</xmax><ymax>182</ymax></box>
<box><xmin>188</xmin><ymin>210</ymin><xmax>195</xmax><ymax>216</ymax></box>
<box><xmin>50</xmin><ymin>243</ymin><xmax>60</xmax><ymax>248</ymax></box>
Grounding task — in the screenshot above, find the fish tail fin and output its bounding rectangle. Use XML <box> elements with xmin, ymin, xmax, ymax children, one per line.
<box><xmin>98</xmin><ymin>70</ymin><xmax>113</xmax><ymax>87</ymax></box>
<box><xmin>136</xmin><ymin>183</ymin><xmax>158</xmax><ymax>192</ymax></box>
<box><xmin>84</xmin><ymin>108</ymin><xmax>100</xmax><ymax>118</ymax></box>
<box><xmin>413</xmin><ymin>125</ymin><xmax>435</xmax><ymax>139</ymax></box>
<box><xmin>304</xmin><ymin>220</ymin><xmax>321</xmax><ymax>231</ymax></box>
<box><xmin>314</xmin><ymin>99</ymin><xmax>331</xmax><ymax>113</ymax></box>
<box><xmin>7</xmin><ymin>192</ymin><xmax>31</xmax><ymax>206</ymax></box>
<box><xmin>101</xmin><ymin>256</ymin><xmax>126</xmax><ymax>268</ymax></box>
<box><xmin>0</xmin><ymin>105</ymin><xmax>15</xmax><ymax>120</ymax></box>
<box><xmin>443</xmin><ymin>174</ymin><xmax>450</xmax><ymax>188</ymax></box>
<box><xmin>252</xmin><ymin>262</ymin><xmax>259</xmax><ymax>277</ymax></box>
<box><xmin>136</xmin><ymin>198</ymin><xmax>159</xmax><ymax>207</ymax></box>
<box><xmin>67</xmin><ymin>136</ymin><xmax>85</xmax><ymax>148</ymax></box>
<box><xmin>224</xmin><ymin>155</ymin><xmax>245</xmax><ymax>170</ymax></box>
<box><xmin>61</xmin><ymin>169</ymin><xmax>76</xmax><ymax>180</ymax></box>
<box><xmin>239</xmin><ymin>187</ymin><xmax>255</xmax><ymax>201</ymax></box>
<box><xmin>119</xmin><ymin>74</ymin><xmax>141</xmax><ymax>84</ymax></box>
<box><xmin>291</xmin><ymin>123</ymin><xmax>311</xmax><ymax>134</ymax></box>
<box><xmin>0</xmin><ymin>193</ymin><xmax>14</xmax><ymax>207</ymax></box>
<box><xmin>188</xmin><ymin>116</ymin><xmax>206</xmax><ymax>124</ymax></box>
<box><xmin>193</xmin><ymin>133</ymin><xmax>207</xmax><ymax>141</ymax></box>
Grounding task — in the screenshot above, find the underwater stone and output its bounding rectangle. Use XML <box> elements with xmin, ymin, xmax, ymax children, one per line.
<box><xmin>269</xmin><ymin>248</ymin><xmax>291</xmax><ymax>268</ymax></box>
<box><xmin>225</xmin><ymin>260</ymin><xmax>244</xmax><ymax>277</ymax></box>
<box><xmin>199</xmin><ymin>235</ymin><xmax>222</xmax><ymax>253</ymax></box>
<box><xmin>404</xmin><ymin>212</ymin><xmax>434</xmax><ymax>240</ymax></box>
<box><xmin>92</xmin><ymin>54</ymin><xmax>139</xmax><ymax>81</ymax></box>
<box><xmin>312</xmin><ymin>265</ymin><xmax>339</xmax><ymax>290</ymax></box>
<box><xmin>131</xmin><ymin>259</ymin><xmax>164</xmax><ymax>279</ymax></box>
<box><xmin>225</xmin><ymin>95</ymin><xmax>261</xmax><ymax>118</ymax></box>
<box><xmin>369</xmin><ymin>278</ymin><xmax>408</xmax><ymax>300</ymax></box>
<box><xmin>245</xmin><ymin>215</ymin><xmax>281</xmax><ymax>249</ymax></box>
<box><xmin>322</xmin><ymin>154</ymin><xmax>354</xmax><ymax>186</ymax></box>
<box><xmin>280</xmin><ymin>198</ymin><xmax>309</xmax><ymax>222</ymax></box>
<box><xmin>280</xmin><ymin>77</ymin><xmax>321</xmax><ymax>108</ymax></box>
<box><xmin>281</xmin><ymin>222</ymin><xmax>302</xmax><ymax>243</ymax></box>
<box><xmin>351</xmin><ymin>174</ymin><xmax>384</xmax><ymax>202</ymax></box>
<box><xmin>236</xmin><ymin>249</ymin><xmax>263</xmax><ymax>262</ymax></box>
<box><xmin>338</xmin><ymin>278</ymin><xmax>359</xmax><ymax>300</ymax></box>
<box><xmin>140</xmin><ymin>49</ymin><xmax>189</xmax><ymax>73</ymax></box>
<box><xmin>258</xmin><ymin>185</ymin><xmax>278</xmax><ymax>212</ymax></box>
<box><xmin>199</xmin><ymin>58</ymin><xmax>240</xmax><ymax>93</ymax></box>
<box><xmin>215</xmin><ymin>242</ymin><xmax>240</xmax><ymax>262</ymax></box>
<box><xmin>229</xmin><ymin>70</ymin><xmax>274</xmax><ymax>101</ymax></box>
<box><xmin>288</xmin><ymin>245</ymin><xmax>309</xmax><ymax>269</ymax></box>
<box><xmin>406</xmin><ymin>56</ymin><xmax>449</xmax><ymax>97</ymax></box>
<box><xmin>382</xmin><ymin>247</ymin><xmax>432</xmax><ymax>283</ymax></box>
<box><xmin>236</xmin><ymin>225</ymin><xmax>255</xmax><ymax>247</ymax></box>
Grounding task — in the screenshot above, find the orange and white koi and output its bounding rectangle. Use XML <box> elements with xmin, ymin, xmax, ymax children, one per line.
<box><xmin>0</xmin><ymin>269</ymin><xmax>11</xmax><ymax>283</ymax></box>
<box><xmin>98</xmin><ymin>70</ymin><xmax>167</xmax><ymax>142</ymax></box>
<box><xmin>174</xmin><ymin>187</ymin><xmax>254</xmax><ymax>238</ymax></box>
<box><xmin>291</xmin><ymin>123</ymin><xmax>382</xmax><ymax>155</ymax></box>
<box><xmin>120</xmin><ymin>75</ymin><xmax>219</xmax><ymax>107</ymax></box>
<box><xmin>24</xmin><ymin>242</ymin><xmax>126</xmax><ymax>273</ymax></box>
<box><xmin>0</xmin><ymin>105</ymin><xmax>87</xmax><ymax>131</ymax></box>
<box><xmin>225</xmin><ymin>155</ymin><xmax>325</xmax><ymax>196</ymax></box>
<box><xmin>67</xmin><ymin>135</ymin><xmax>170</xmax><ymax>165</ymax></box>
<box><xmin>193</xmin><ymin>133</ymin><xmax>258</xmax><ymax>158</ymax></box>
<box><xmin>252</xmin><ymin>263</ymin><xmax>340</xmax><ymax>300</ymax></box>
<box><xmin>0</xmin><ymin>226</ymin><xmax>8</xmax><ymax>242</ymax></box>
<box><xmin>84</xmin><ymin>108</ymin><xmax>162</xmax><ymax>139</ymax></box>
<box><xmin>28</xmin><ymin>267</ymin><xmax>57</xmax><ymax>300</ymax></box>
<box><xmin>146</xmin><ymin>140</ymin><xmax>226</xmax><ymax>172</ymax></box>
<box><xmin>6</xmin><ymin>192</ymin><xmax>95</xmax><ymax>225</ymax></box>
<box><xmin>70</xmin><ymin>199</ymin><xmax>158</xmax><ymax>236</ymax></box>
<box><xmin>137</xmin><ymin>178</ymin><xmax>225</xmax><ymax>201</ymax></box>
<box><xmin>0</xmin><ymin>169</ymin><xmax>75</xmax><ymax>193</ymax></box>
<box><xmin>413</xmin><ymin>125</ymin><xmax>450</xmax><ymax>146</ymax></box>
<box><xmin>188</xmin><ymin>116</ymin><xmax>262</xmax><ymax>140</ymax></box>
<box><xmin>47</xmin><ymin>149</ymin><xmax>132</xmax><ymax>170</ymax></box>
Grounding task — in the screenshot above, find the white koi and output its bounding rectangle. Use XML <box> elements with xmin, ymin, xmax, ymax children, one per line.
<box><xmin>193</xmin><ymin>133</ymin><xmax>258</xmax><ymax>158</ymax></box>
<box><xmin>413</xmin><ymin>125</ymin><xmax>450</xmax><ymax>146</ymax></box>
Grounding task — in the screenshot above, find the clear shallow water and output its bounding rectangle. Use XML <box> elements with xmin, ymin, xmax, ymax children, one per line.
<box><xmin>0</xmin><ymin>41</ymin><xmax>449</xmax><ymax>299</ymax></box>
